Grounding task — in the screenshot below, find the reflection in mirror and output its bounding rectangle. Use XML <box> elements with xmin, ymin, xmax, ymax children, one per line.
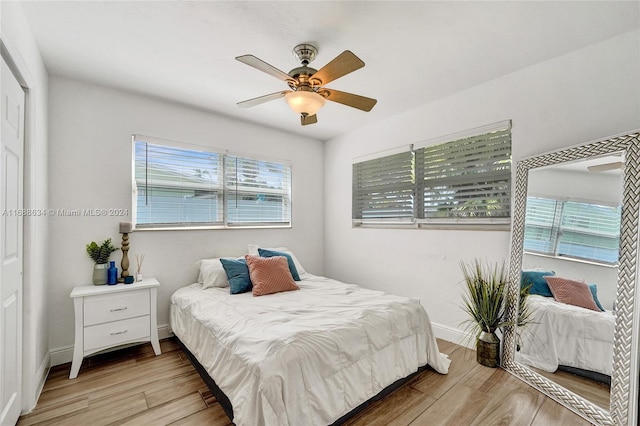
<box><xmin>503</xmin><ymin>131</ymin><xmax>640</xmax><ymax>426</ymax></box>
<box><xmin>516</xmin><ymin>155</ymin><xmax>623</xmax><ymax>412</ymax></box>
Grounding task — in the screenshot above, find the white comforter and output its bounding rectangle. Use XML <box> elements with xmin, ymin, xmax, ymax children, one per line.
<box><xmin>515</xmin><ymin>295</ymin><xmax>614</xmax><ymax>376</ymax></box>
<box><xmin>170</xmin><ymin>273</ymin><xmax>450</xmax><ymax>426</ymax></box>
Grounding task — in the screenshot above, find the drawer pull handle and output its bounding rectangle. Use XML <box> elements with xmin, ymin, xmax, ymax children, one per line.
<box><xmin>110</xmin><ymin>330</ymin><xmax>128</xmax><ymax>336</ymax></box>
<box><xmin>110</xmin><ymin>307</ymin><xmax>128</xmax><ymax>312</ymax></box>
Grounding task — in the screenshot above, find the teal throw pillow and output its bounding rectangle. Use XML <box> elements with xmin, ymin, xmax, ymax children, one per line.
<box><xmin>220</xmin><ymin>258</ymin><xmax>252</xmax><ymax>294</ymax></box>
<box><xmin>589</xmin><ymin>284</ymin><xmax>606</xmax><ymax>311</ymax></box>
<box><xmin>521</xmin><ymin>270</ymin><xmax>555</xmax><ymax>297</ymax></box>
<box><xmin>258</xmin><ymin>248</ymin><xmax>300</xmax><ymax>281</ymax></box>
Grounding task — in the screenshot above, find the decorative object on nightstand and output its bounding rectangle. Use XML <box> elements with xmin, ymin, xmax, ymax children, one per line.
<box><xmin>86</xmin><ymin>238</ymin><xmax>119</xmax><ymax>285</ymax></box>
<box><xmin>135</xmin><ymin>253</ymin><xmax>145</xmax><ymax>282</ymax></box>
<box><xmin>69</xmin><ymin>277</ymin><xmax>161</xmax><ymax>379</ymax></box>
<box><xmin>118</xmin><ymin>222</ymin><xmax>133</xmax><ymax>283</ymax></box>
<box><xmin>107</xmin><ymin>261</ymin><xmax>118</xmax><ymax>285</ymax></box>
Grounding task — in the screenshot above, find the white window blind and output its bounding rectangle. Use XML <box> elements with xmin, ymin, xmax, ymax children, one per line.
<box><xmin>133</xmin><ymin>136</ymin><xmax>291</xmax><ymax>229</ymax></box>
<box><xmin>352</xmin><ymin>150</ymin><xmax>415</xmax><ymax>223</ymax></box>
<box><xmin>524</xmin><ymin>196</ymin><xmax>621</xmax><ymax>265</ymax></box>
<box><xmin>352</xmin><ymin>122</ymin><xmax>512</xmax><ymax>227</ymax></box>
<box><xmin>134</xmin><ymin>139</ymin><xmax>223</xmax><ymax>227</ymax></box>
<box><xmin>225</xmin><ymin>154</ymin><xmax>292</xmax><ymax>226</ymax></box>
<box><xmin>415</xmin><ymin>127</ymin><xmax>511</xmax><ymax>222</ymax></box>
<box><xmin>523</xmin><ymin>197</ymin><xmax>560</xmax><ymax>253</ymax></box>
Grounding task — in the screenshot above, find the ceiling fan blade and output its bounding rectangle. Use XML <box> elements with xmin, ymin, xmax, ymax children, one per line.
<box><xmin>587</xmin><ymin>161</ymin><xmax>624</xmax><ymax>172</ymax></box>
<box><xmin>236</xmin><ymin>55</ymin><xmax>293</xmax><ymax>83</ymax></box>
<box><xmin>301</xmin><ymin>114</ymin><xmax>318</xmax><ymax>126</ymax></box>
<box><xmin>310</xmin><ymin>51</ymin><xmax>364</xmax><ymax>86</ymax></box>
<box><xmin>321</xmin><ymin>88</ymin><xmax>377</xmax><ymax>112</ymax></box>
<box><xmin>237</xmin><ymin>91</ymin><xmax>291</xmax><ymax>108</ymax></box>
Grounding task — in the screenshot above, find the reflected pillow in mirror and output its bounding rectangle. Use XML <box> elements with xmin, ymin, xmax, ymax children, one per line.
<box><xmin>544</xmin><ymin>276</ymin><xmax>601</xmax><ymax>312</ymax></box>
<box><xmin>521</xmin><ymin>270</ymin><xmax>555</xmax><ymax>297</ymax></box>
<box><xmin>589</xmin><ymin>284</ymin><xmax>606</xmax><ymax>311</ymax></box>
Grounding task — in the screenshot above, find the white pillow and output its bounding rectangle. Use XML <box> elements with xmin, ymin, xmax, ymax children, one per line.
<box><xmin>247</xmin><ymin>244</ymin><xmax>306</xmax><ymax>275</ymax></box>
<box><xmin>198</xmin><ymin>258</ymin><xmax>230</xmax><ymax>289</ymax></box>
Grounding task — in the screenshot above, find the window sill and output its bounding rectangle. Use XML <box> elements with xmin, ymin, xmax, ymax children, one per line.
<box><xmin>134</xmin><ymin>224</ymin><xmax>292</xmax><ymax>232</ymax></box>
<box><xmin>353</xmin><ymin>221</ymin><xmax>510</xmax><ymax>231</ymax></box>
<box><xmin>523</xmin><ymin>251</ymin><xmax>618</xmax><ymax>268</ymax></box>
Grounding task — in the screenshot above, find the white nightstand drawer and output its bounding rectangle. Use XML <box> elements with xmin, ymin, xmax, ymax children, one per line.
<box><xmin>84</xmin><ymin>315</ymin><xmax>151</xmax><ymax>352</ymax></box>
<box><xmin>84</xmin><ymin>289</ymin><xmax>150</xmax><ymax>326</ymax></box>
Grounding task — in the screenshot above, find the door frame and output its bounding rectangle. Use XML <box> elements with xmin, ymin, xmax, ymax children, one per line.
<box><xmin>1</xmin><ymin>36</ymin><xmax>47</xmax><ymax>414</ymax></box>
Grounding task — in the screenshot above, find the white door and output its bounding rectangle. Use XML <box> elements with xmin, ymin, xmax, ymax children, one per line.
<box><xmin>0</xmin><ymin>57</ymin><xmax>25</xmax><ymax>426</ymax></box>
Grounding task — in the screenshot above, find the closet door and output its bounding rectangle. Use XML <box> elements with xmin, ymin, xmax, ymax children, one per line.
<box><xmin>0</xmin><ymin>56</ymin><xmax>25</xmax><ymax>426</ymax></box>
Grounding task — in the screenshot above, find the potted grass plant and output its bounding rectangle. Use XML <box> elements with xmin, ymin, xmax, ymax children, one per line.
<box><xmin>86</xmin><ymin>238</ymin><xmax>119</xmax><ymax>285</ymax></box>
<box><xmin>460</xmin><ymin>258</ymin><xmax>510</xmax><ymax>368</ymax></box>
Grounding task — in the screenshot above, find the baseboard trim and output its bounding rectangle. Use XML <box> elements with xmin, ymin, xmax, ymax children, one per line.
<box><xmin>50</xmin><ymin>324</ymin><xmax>173</xmax><ymax>367</ymax></box>
<box><xmin>431</xmin><ymin>322</ymin><xmax>474</xmax><ymax>349</ymax></box>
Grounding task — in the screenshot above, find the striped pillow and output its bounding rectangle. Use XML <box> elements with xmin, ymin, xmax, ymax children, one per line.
<box><xmin>544</xmin><ymin>276</ymin><xmax>601</xmax><ymax>312</ymax></box>
<box><xmin>245</xmin><ymin>255</ymin><xmax>299</xmax><ymax>296</ymax></box>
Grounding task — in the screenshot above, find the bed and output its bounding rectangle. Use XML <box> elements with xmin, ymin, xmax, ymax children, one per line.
<box><xmin>515</xmin><ymin>294</ymin><xmax>615</xmax><ymax>378</ymax></box>
<box><xmin>169</xmin><ymin>248</ymin><xmax>450</xmax><ymax>426</ymax></box>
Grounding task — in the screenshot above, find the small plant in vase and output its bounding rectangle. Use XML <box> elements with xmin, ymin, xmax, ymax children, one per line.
<box><xmin>460</xmin><ymin>258</ymin><xmax>509</xmax><ymax>368</ymax></box>
<box><xmin>86</xmin><ymin>238</ymin><xmax>119</xmax><ymax>285</ymax></box>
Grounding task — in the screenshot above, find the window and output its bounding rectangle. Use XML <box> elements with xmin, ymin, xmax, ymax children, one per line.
<box><xmin>352</xmin><ymin>150</ymin><xmax>415</xmax><ymax>222</ymax></box>
<box><xmin>224</xmin><ymin>154</ymin><xmax>292</xmax><ymax>226</ymax></box>
<box><xmin>133</xmin><ymin>135</ymin><xmax>291</xmax><ymax>229</ymax></box>
<box><xmin>352</xmin><ymin>121</ymin><xmax>511</xmax><ymax>227</ymax></box>
<box><xmin>524</xmin><ymin>196</ymin><xmax>621</xmax><ymax>265</ymax></box>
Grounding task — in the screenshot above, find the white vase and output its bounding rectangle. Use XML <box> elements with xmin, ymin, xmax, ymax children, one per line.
<box><xmin>92</xmin><ymin>263</ymin><xmax>109</xmax><ymax>285</ymax></box>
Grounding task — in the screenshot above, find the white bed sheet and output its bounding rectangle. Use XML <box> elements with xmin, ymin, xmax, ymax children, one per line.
<box><xmin>170</xmin><ymin>273</ymin><xmax>450</xmax><ymax>426</ymax></box>
<box><xmin>515</xmin><ymin>295</ymin><xmax>614</xmax><ymax>376</ymax></box>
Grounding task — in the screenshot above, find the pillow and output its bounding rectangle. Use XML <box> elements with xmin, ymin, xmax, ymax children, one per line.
<box><xmin>589</xmin><ymin>284</ymin><xmax>606</xmax><ymax>311</ymax></box>
<box><xmin>544</xmin><ymin>276</ymin><xmax>601</xmax><ymax>312</ymax></box>
<box><xmin>198</xmin><ymin>258</ymin><xmax>230</xmax><ymax>289</ymax></box>
<box><xmin>220</xmin><ymin>258</ymin><xmax>252</xmax><ymax>294</ymax></box>
<box><xmin>248</xmin><ymin>244</ymin><xmax>306</xmax><ymax>275</ymax></box>
<box><xmin>521</xmin><ymin>270</ymin><xmax>555</xmax><ymax>297</ymax></box>
<box><xmin>245</xmin><ymin>255</ymin><xmax>299</xmax><ymax>296</ymax></box>
<box><xmin>258</xmin><ymin>248</ymin><xmax>300</xmax><ymax>281</ymax></box>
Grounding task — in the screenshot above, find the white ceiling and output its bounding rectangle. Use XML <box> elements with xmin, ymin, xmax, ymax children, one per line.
<box><xmin>19</xmin><ymin>1</ymin><xmax>640</xmax><ymax>141</ymax></box>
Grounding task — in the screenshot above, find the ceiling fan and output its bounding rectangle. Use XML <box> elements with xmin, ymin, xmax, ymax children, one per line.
<box><xmin>236</xmin><ymin>44</ymin><xmax>377</xmax><ymax>126</ymax></box>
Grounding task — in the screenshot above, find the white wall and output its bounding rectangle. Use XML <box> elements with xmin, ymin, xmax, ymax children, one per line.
<box><xmin>47</xmin><ymin>76</ymin><xmax>324</xmax><ymax>363</ymax></box>
<box><xmin>323</xmin><ymin>29</ymin><xmax>640</xmax><ymax>345</ymax></box>
<box><xmin>0</xmin><ymin>1</ymin><xmax>49</xmax><ymax>413</ymax></box>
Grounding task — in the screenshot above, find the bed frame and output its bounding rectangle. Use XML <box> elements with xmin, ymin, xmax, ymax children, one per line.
<box><xmin>175</xmin><ymin>336</ymin><xmax>429</xmax><ymax>425</ymax></box>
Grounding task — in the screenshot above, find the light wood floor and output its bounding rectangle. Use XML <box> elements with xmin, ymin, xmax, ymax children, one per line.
<box><xmin>18</xmin><ymin>338</ymin><xmax>594</xmax><ymax>426</ymax></box>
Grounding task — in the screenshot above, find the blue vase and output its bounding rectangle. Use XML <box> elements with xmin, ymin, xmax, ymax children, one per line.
<box><xmin>107</xmin><ymin>261</ymin><xmax>118</xmax><ymax>285</ymax></box>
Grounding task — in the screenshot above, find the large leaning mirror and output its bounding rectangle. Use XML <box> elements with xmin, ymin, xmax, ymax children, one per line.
<box><xmin>503</xmin><ymin>130</ymin><xmax>640</xmax><ymax>425</ymax></box>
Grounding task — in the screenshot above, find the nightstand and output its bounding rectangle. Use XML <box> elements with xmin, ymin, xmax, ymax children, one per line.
<box><xmin>69</xmin><ymin>277</ymin><xmax>161</xmax><ymax>379</ymax></box>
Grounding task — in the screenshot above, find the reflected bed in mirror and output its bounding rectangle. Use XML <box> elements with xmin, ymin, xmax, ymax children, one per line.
<box><xmin>503</xmin><ymin>130</ymin><xmax>640</xmax><ymax>426</ymax></box>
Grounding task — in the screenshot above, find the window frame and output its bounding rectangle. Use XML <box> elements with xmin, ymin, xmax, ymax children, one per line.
<box><xmin>132</xmin><ymin>135</ymin><xmax>292</xmax><ymax>230</ymax></box>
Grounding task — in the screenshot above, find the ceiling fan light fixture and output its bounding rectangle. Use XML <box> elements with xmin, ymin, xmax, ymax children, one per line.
<box><xmin>284</xmin><ymin>91</ymin><xmax>325</xmax><ymax>116</ymax></box>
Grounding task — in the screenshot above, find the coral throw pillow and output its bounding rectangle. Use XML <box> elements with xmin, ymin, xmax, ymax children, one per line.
<box><xmin>544</xmin><ymin>276</ymin><xmax>601</xmax><ymax>312</ymax></box>
<box><xmin>245</xmin><ymin>255</ymin><xmax>299</xmax><ymax>296</ymax></box>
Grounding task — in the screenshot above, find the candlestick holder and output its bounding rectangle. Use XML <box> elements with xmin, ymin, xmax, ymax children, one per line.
<box><xmin>118</xmin><ymin>232</ymin><xmax>130</xmax><ymax>283</ymax></box>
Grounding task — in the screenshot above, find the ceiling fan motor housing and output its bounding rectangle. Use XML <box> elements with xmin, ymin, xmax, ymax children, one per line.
<box><xmin>292</xmin><ymin>44</ymin><xmax>317</xmax><ymax>66</ymax></box>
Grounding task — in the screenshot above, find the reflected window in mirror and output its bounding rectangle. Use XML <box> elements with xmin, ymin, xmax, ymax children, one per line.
<box><xmin>524</xmin><ymin>196</ymin><xmax>621</xmax><ymax>265</ymax></box>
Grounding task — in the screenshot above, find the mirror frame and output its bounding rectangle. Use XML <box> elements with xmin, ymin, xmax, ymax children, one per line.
<box><xmin>503</xmin><ymin>130</ymin><xmax>640</xmax><ymax>426</ymax></box>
